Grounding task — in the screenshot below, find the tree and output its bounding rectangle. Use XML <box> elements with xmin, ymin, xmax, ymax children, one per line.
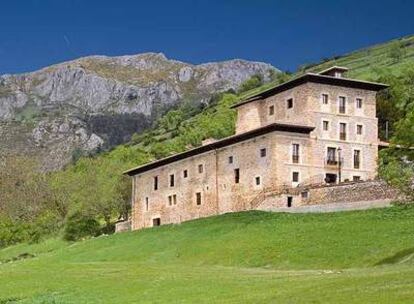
<box><xmin>237</xmin><ymin>75</ymin><xmax>263</xmax><ymax>94</ymax></box>
<box><xmin>389</xmin><ymin>41</ymin><xmax>405</xmax><ymax>63</ymax></box>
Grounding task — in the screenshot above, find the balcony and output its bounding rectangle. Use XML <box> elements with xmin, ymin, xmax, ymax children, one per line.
<box><xmin>292</xmin><ymin>155</ymin><xmax>299</xmax><ymax>164</ymax></box>
<box><xmin>326</xmin><ymin>158</ymin><xmax>338</xmax><ymax>166</ymax></box>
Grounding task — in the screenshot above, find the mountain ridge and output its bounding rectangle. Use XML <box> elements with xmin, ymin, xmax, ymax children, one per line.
<box><xmin>0</xmin><ymin>53</ymin><xmax>278</xmax><ymax>170</ymax></box>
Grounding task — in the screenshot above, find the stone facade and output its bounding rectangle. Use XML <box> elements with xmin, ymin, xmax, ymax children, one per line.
<box><xmin>125</xmin><ymin>66</ymin><xmax>389</xmax><ymax>230</ymax></box>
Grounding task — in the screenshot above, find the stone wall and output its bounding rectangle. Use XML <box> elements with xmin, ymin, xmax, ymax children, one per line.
<box><xmin>257</xmin><ymin>180</ymin><xmax>400</xmax><ymax>211</ymax></box>
<box><xmin>115</xmin><ymin>220</ymin><xmax>131</xmax><ymax>233</ymax></box>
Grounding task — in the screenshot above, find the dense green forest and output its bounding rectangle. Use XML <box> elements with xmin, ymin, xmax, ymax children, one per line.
<box><xmin>1</xmin><ymin>35</ymin><xmax>414</xmax><ymax>246</ymax></box>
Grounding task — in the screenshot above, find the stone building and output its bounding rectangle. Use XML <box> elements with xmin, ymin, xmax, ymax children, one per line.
<box><xmin>124</xmin><ymin>66</ymin><xmax>388</xmax><ymax>230</ymax></box>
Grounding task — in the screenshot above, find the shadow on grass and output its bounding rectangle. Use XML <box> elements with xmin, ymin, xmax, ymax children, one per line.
<box><xmin>374</xmin><ymin>247</ymin><xmax>414</xmax><ymax>265</ymax></box>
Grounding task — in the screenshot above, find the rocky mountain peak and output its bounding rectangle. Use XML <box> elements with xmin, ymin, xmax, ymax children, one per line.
<box><xmin>0</xmin><ymin>53</ymin><xmax>279</xmax><ymax>170</ymax></box>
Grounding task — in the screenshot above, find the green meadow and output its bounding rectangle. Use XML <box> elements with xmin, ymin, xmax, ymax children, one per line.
<box><xmin>0</xmin><ymin>205</ymin><xmax>413</xmax><ymax>303</ymax></box>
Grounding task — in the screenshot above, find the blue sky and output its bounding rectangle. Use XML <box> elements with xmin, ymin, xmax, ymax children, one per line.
<box><xmin>0</xmin><ymin>0</ymin><xmax>413</xmax><ymax>74</ymax></box>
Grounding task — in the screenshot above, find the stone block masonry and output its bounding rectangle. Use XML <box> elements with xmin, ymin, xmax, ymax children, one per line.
<box><xmin>125</xmin><ymin>66</ymin><xmax>390</xmax><ymax>230</ymax></box>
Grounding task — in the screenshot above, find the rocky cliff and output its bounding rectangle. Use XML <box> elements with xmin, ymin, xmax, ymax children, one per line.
<box><xmin>0</xmin><ymin>53</ymin><xmax>278</xmax><ymax>170</ymax></box>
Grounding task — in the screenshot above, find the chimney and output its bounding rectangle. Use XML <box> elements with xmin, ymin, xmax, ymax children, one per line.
<box><xmin>318</xmin><ymin>66</ymin><xmax>349</xmax><ymax>78</ymax></box>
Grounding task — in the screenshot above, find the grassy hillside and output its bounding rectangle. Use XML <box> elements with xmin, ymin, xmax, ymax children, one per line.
<box><xmin>0</xmin><ymin>205</ymin><xmax>413</xmax><ymax>303</ymax></box>
<box><xmin>242</xmin><ymin>35</ymin><xmax>414</xmax><ymax>100</ymax></box>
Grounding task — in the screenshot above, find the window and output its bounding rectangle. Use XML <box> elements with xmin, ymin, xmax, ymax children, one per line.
<box><xmin>145</xmin><ymin>197</ymin><xmax>149</xmax><ymax>211</ymax></box>
<box><xmin>322</xmin><ymin>94</ymin><xmax>329</xmax><ymax>105</ymax></box>
<box><xmin>339</xmin><ymin>123</ymin><xmax>347</xmax><ymax>140</ymax></box>
<box><xmin>260</xmin><ymin>148</ymin><xmax>267</xmax><ymax>157</ymax></box>
<box><xmin>323</xmin><ymin>120</ymin><xmax>329</xmax><ymax>131</ymax></box>
<box><xmin>169</xmin><ymin>174</ymin><xmax>175</xmax><ymax>187</ymax></box>
<box><xmin>255</xmin><ymin>176</ymin><xmax>261</xmax><ymax>186</ymax></box>
<box><xmin>292</xmin><ymin>171</ymin><xmax>299</xmax><ymax>183</ymax></box>
<box><xmin>198</xmin><ymin>164</ymin><xmax>204</xmax><ymax>174</ymax></box>
<box><xmin>292</xmin><ymin>143</ymin><xmax>300</xmax><ymax>163</ymax></box>
<box><xmin>196</xmin><ymin>192</ymin><xmax>202</xmax><ymax>205</ymax></box>
<box><xmin>153</xmin><ymin>176</ymin><xmax>158</xmax><ymax>191</ymax></box>
<box><xmin>173</xmin><ymin>194</ymin><xmax>177</xmax><ymax>205</ymax></box>
<box><xmin>356</xmin><ymin>98</ymin><xmax>363</xmax><ymax>109</ymax></box>
<box><xmin>339</xmin><ymin>96</ymin><xmax>346</xmax><ymax>113</ymax></box>
<box><xmin>234</xmin><ymin>168</ymin><xmax>240</xmax><ymax>184</ymax></box>
<box><xmin>183</xmin><ymin>169</ymin><xmax>188</xmax><ymax>178</ymax></box>
<box><xmin>269</xmin><ymin>105</ymin><xmax>274</xmax><ymax>115</ymax></box>
<box><xmin>287</xmin><ymin>98</ymin><xmax>293</xmax><ymax>109</ymax></box>
<box><xmin>327</xmin><ymin>147</ymin><xmax>337</xmax><ymax>165</ymax></box>
<box><xmin>301</xmin><ymin>191</ymin><xmax>309</xmax><ymax>199</ymax></box>
<box><xmin>356</xmin><ymin>124</ymin><xmax>363</xmax><ymax>135</ymax></box>
<box><xmin>168</xmin><ymin>195</ymin><xmax>172</xmax><ymax>206</ymax></box>
<box><xmin>354</xmin><ymin>150</ymin><xmax>361</xmax><ymax>169</ymax></box>
<box><xmin>228</xmin><ymin>156</ymin><xmax>233</xmax><ymax>164</ymax></box>
<box><xmin>353</xmin><ymin>176</ymin><xmax>361</xmax><ymax>182</ymax></box>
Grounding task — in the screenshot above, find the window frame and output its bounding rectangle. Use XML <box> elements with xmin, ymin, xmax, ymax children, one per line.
<box><xmin>356</xmin><ymin>97</ymin><xmax>363</xmax><ymax>109</ymax></box>
<box><xmin>292</xmin><ymin>171</ymin><xmax>300</xmax><ymax>183</ymax></box>
<box><xmin>321</xmin><ymin>93</ymin><xmax>329</xmax><ymax>105</ymax></box>
<box><xmin>338</xmin><ymin>96</ymin><xmax>346</xmax><ymax>114</ymax></box>
<box><xmin>292</xmin><ymin>143</ymin><xmax>300</xmax><ymax>164</ymax></box>
<box><xmin>196</xmin><ymin>192</ymin><xmax>202</xmax><ymax>205</ymax></box>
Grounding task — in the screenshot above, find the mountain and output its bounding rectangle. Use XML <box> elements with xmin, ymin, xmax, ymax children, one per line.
<box><xmin>0</xmin><ymin>53</ymin><xmax>278</xmax><ymax>170</ymax></box>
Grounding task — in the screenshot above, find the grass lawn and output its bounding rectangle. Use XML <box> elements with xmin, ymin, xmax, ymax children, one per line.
<box><xmin>0</xmin><ymin>205</ymin><xmax>413</xmax><ymax>303</ymax></box>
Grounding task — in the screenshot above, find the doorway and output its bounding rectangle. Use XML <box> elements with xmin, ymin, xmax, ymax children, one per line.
<box><xmin>152</xmin><ymin>218</ymin><xmax>161</xmax><ymax>227</ymax></box>
<box><xmin>325</xmin><ymin>173</ymin><xmax>337</xmax><ymax>184</ymax></box>
<box><xmin>287</xmin><ymin>196</ymin><xmax>293</xmax><ymax>208</ymax></box>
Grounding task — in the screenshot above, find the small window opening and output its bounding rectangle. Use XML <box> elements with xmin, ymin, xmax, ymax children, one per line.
<box><xmin>255</xmin><ymin>176</ymin><xmax>261</xmax><ymax>185</ymax></box>
<box><xmin>287</xmin><ymin>98</ymin><xmax>293</xmax><ymax>109</ymax></box>
<box><xmin>196</xmin><ymin>192</ymin><xmax>202</xmax><ymax>205</ymax></box>
<box><xmin>145</xmin><ymin>197</ymin><xmax>149</xmax><ymax>211</ymax></box>
<box><xmin>183</xmin><ymin>170</ymin><xmax>188</xmax><ymax>178</ymax></box>
<box><xmin>260</xmin><ymin>148</ymin><xmax>267</xmax><ymax>157</ymax></box>
<box><xmin>198</xmin><ymin>164</ymin><xmax>204</xmax><ymax>173</ymax></box>
<box><xmin>234</xmin><ymin>168</ymin><xmax>240</xmax><ymax>184</ymax></box>
<box><xmin>154</xmin><ymin>176</ymin><xmax>158</xmax><ymax>191</ymax></box>
<box><xmin>269</xmin><ymin>105</ymin><xmax>275</xmax><ymax>115</ymax></box>
<box><xmin>323</xmin><ymin>120</ymin><xmax>329</xmax><ymax>131</ymax></box>
<box><xmin>228</xmin><ymin>156</ymin><xmax>233</xmax><ymax>164</ymax></box>
<box><xmin>169</xmin><ymin>174</ymin><xmax>175</xmax><ymax>187</ymax></box>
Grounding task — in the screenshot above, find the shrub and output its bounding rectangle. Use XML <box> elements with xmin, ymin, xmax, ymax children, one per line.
<box><xmin>238</xmin><ymin>75</ymin><xmax>263</xmax><ymax>94</ymax></box>
<box><xmin>63</xmin><ymin>212</ymin><xmax>101</xmax><ymax>241</ymax></box>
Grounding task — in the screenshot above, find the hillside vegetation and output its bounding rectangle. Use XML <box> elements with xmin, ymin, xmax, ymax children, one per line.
<box><xmin>0</xmin><ymin>206</ymin><xmax>413</xmax><ymax>303</ymax></box>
